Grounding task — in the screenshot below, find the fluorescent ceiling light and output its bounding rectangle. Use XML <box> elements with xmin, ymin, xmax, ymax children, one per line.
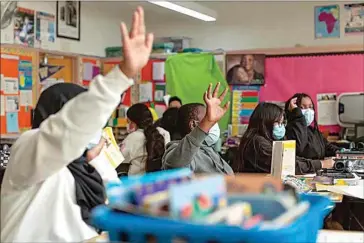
<box><xmin>148</xmin><ymin>1</ymin><xmax>216</xmax><ymax>22</ymax></box>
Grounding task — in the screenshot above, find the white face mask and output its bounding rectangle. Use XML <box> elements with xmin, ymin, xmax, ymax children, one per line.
<box><xmin>87</xmin><ymin>131</ymin><xmax>103</xmax><ymax>150</ymax></box>
<box><xmin>205</xmin><ymin>123</ymin><xmax>220</xmax><ymax>146</ymax></box>
<box><xmin>301</xmin><ymin>109</ymin><xmax>315</xmax><ymax>126</ymax></box>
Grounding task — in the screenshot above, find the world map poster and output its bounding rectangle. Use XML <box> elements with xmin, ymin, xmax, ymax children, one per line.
<box><xmin>315</xmin><ymin>5</ymin><xmax>340</xmax><ymax>38</ymax></box>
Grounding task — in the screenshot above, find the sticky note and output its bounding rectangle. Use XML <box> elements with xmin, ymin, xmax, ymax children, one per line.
<box><xmin>6</xmin><ymin>112</ymin><xmax>19</xmax><ymax>133</ymax></box>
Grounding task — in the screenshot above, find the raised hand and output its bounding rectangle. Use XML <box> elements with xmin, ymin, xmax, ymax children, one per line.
<box><xmin>119</xmin><ymin>7</ymin><xmax>154</xmax><ymax>78</ymax></box>
<box><xmin>199</xmin><ymin>83</ymin><xmax>230</xmax><ymax>133</ymax></box>
<box><xmin>289</xmin><ymin>97</ymin><xmax>298</xmax><ymax>111</ymax></box>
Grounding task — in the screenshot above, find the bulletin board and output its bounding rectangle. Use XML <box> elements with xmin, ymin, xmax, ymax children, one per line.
<box><xmin>0</xmin><ymin>46</ymin><xmax>38</xmax><ymax>135</ymax></box>
<box><xmin>102</xmin><ymin>60</ymin><xmax>133</xmax><ymax>106</ymax></box>
<box><xmin>139</xmin><ymin>59</ymin><xmax>167</xmax><ymax>118</ymax></box>
<box><xmin>260</xmin><ymin>53</ymin><xmax>364</xmax><ymax>104</ymax></box>
<box><xmin>79</xmin><ymin>57</ymin><xmax>101</xmax><ymax>87</ymax></box>
<box><xmin>39</xmin><ymin>53</ymin><xmax>76</xmax><ymax>83</ymax></box>
<box><xmin>259</xmin><ymin>52</ymin><xmax>364</xmax><ymax>133</ymax></box>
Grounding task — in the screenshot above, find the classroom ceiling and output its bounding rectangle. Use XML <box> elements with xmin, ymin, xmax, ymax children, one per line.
<box><xmin>85</xmin><ymin>1</ymin><xmax>308</xmax><ymax>25</ymax></box>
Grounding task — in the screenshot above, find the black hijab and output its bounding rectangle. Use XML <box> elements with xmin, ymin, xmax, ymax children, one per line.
<box><xmin>32</xmin><ymin>83</ymin><xmax>106</xmax><ymax>226</ymax></box>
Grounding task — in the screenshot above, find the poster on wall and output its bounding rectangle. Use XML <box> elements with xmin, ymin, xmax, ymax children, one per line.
<box><xmin>226</xmin><ymin>54</ymin><xmax>265</xmax><ymax>85</ymax></box>
<box><xmin>0</xmin><ymin>1</ymin><xmax>16</xmax><ymax>44</ymax></box>
<box><xmin>36</xmin><ymin>11</ymin><xmax>56</xmax><ymax>49</ymax></box>
<box><xmin>18</xmin><ymin>60</ymin><xmax>33</xmax><ymax>90</ymax></box>
<box><xmin>344</xmin><ymin>3</ymin><xmax>364</xmax><ymax>35</ymax></box>
<box><xmin>314</xmin><ymin>5</ymin><xmax>340</xmax><ymax>38</ymax></box>
<box><xmin>14</xmin><ymin>7</ymin><xmax>35</xmax><ymax>47</ymax></box>
<box><xmin>56</xmin><ymin>1</ymin><xmax>81</xmax><ymax>40</ymax></box>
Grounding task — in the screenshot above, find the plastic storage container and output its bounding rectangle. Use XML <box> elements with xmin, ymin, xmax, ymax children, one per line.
<box><xmin>92</xmin><ymin>193</ymin><xmax>333</xmax><ymax>243</ymax></box>
<box><xmin>105</xmin><ymin>47</ymin><xmax>122</xmax><ymax>57</ymax></box>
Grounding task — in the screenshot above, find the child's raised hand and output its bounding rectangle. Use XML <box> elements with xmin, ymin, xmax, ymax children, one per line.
<box><xmin>289</xmin><ymin>97</ymin><xmax>298</xmax><ymax>111</ymax></box>
<box><xmin>119</xmin><ymin>7</ymin><xmax>154</xmax><ymax>78</ymax></box>
<box><xmin>200</xmin><ymin>83</ymin><xmax>230</xmax><ymax>132</ymax></box>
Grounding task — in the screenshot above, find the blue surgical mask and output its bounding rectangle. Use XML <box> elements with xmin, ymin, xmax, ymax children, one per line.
<box><xmin>87</xmin><ymin>131</ymin><xmax>103</xmax><ymax>150</ymax></box>
<box><xmin>301</xmin><ymin>109</ymin><xmax>315</xmax><ymax>126</ymax></box>
<box><xmin>205</xmin><ymin>123</ymin><xmax>220</xmax><ymax>146</ymax></box>
<box><xmin>273</xmin><ymin>124</ymin><xmax>286</xmax><ymax>140</ymax></box>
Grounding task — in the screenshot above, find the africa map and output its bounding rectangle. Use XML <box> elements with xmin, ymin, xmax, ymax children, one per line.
<box><xmin>315</xmin><ymin>5</ymin><xmax>340</xmax><ymax>38</ymax></box>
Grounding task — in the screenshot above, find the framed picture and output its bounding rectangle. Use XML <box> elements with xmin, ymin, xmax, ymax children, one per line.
<box><xmin>226</xmin><ymin>54</ymin><xmax>265</xmax><ymax>85</ymax></box>
<box><xmin>56</xmin><ymin>1</ymin><xmax>80</xmax><ymax>40</ymax></box>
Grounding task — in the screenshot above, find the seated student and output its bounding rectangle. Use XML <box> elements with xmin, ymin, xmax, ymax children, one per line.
<box><xmin>162</xmin><ymin>83</ymin><xmax>233</xmax><ymax>174</ymax></box>
<box><xmin>285</xmin><ymin>93</ymin><xmax>338</xmax><ymax>165</ymax></box>
<box><xmin>168</xmin><ymin>96</ymin><xmax>182</xmax><ymax>108</ymax></box>
<box><xmin>121</xmin><ymin>103</ymin><xmax>170</xmax><ymax>175</ymax></box>
<box><xmin>233</xmin><ymin>102</ymin><xmax>330</xmax><ymax>174</ymax></box>
<box><xmin>159</xmin><ymin>107</ymin><xmax>181</xmax><ymax>140</ymax></box>
<box><xmin>0</xmin><ymin>7</ymin><xmax>152</xmax><ymax>242</ymax></box>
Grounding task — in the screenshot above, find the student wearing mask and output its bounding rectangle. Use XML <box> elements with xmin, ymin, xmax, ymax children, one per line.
<box><xmin>121</xmin><ymin>103</ymin><xmax>170</xmax><ymax>175</ymax></box>
<box><xmin>285</xmin><ymin>93</ymin><xmax>338</xmax><ymax>166</ymax></box>
<box><xmin>162</xmin><ymin>83</ymin><xmax>233</xmax><ymax>174</ymax></box>
<box><xmin>233</xmin><ymin>103</ymin><xmax>325</xmax><ymax>174</ymax></box>
<box><xmin>1</xmin><ymin>7</ymin><xmax>153</xmax><ymax>242</ymax></box>
<box><xmin>168</xmin><ymin>96</ymin><xmax>182</xmax><ymax>108</ymax></box>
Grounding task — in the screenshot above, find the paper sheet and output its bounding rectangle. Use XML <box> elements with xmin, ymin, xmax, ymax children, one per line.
<box><xmin>317</xmin><ymin>93</ymin><xmax>338</xmax><ymax>125</ymax></box>
<box><xmin>92</xmin><ymin>66</ymin><xmax>100</xmax><ymax>77</ymax></box>
<box><xmin>163</xmin><ymin>94</ymin><xmax>171</xmax><ymax>106</ymax></box>
<box><xmin>83</xmin><ymin>62</ymin><xmax>94</xmax><ymax>81</ymax></box>
<box><xmin>0</xmin><ymin>74</ymin><xmax>4</xmax><ymax>92</ymax></box>
<box><xmin>20</xmin><ymin>90</ymin><xmax>33</xmax><ymax>106</ymax></box>
<box><xmin>319</xmin><ymin>180</ymin><xmax>364</xmax><ymax>199</ymax></box>
<box><xmin>139</xmin><ymin>82</ymin><xmax>153</xmax><ymax>102</ymax></box>
<box><xmin>3</xmin><ymin>77</ymin><xmax>19</xmax><ymax>94</ymax></box>
<box><xmin>5</xmin><ymin>96</ymin><xmax>19</xmax><ymax>112</ymax></box>
<box><xmin>155</xmin><ymin>104</ymin><xmax>166</xmax><ymax>118</ymax></box>
<box><xmin>41</xmin><ymin>78</ymin><xmax>64</xmax><ymax>93</ymax></box>
<box><xmin>317</xmin><ymin>230</ymin><xmax>364</xmax><ymax>243</ymax></box>
<box><xmin>6</xmin><ymin>112</ymin><xmax>19</xmax><ymax>133</ymax></box>
<box><xmin>0</xmin><ymin>95</ymin><xmax>5</xmax><ymax>116</ymax></box>
<box><xmin>152</xmin><ymin>62</ymin><xmax>165</xmax><ymax>81</ymax></box>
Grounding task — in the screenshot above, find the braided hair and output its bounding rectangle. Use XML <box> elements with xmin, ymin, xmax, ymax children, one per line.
<box><xmin>127</xmin><ymin>103</ymin><xmax>165</xmax><ymax>172</ymax></box>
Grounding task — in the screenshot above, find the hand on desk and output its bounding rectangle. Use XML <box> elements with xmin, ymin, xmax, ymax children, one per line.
<box><xmin>321</xmin><ymin>158</ymin><xmax>335</xmax><ymax>169</ymax></box>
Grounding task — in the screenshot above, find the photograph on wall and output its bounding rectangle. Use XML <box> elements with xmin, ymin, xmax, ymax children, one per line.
<box><xmin>14</xmin><ymin>7</ymin><xmax>35</xmax><ymax>47</ymax></box>
<box><xmin>344</xmin><ymin>3</ymin><xmax>364</xmax><ymax>35</ymax></box>
<box><xmin>56</xmin><ymin>1</ymin><xmax>81</xmax><ymax>40</ymax></box>
<box><xmin>226</xmin><ymin>54</ymin><xmax>265</xmax><ymax>85</ymax></box>
<box><xmin>314</xmin><ymin>5</ymin><xmax>340</xmax><ymax>38</ymax></box>
<box><xmin>36</xmin><ymin>11</ymin><xmax>56</xmax><ymax>48</ymax></box>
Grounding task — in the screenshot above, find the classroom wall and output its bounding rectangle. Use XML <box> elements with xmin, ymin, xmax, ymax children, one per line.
<box><xmin>1</xmin><ymin>1</ymin><xmax>121</xmax><ymax>57</ymax></box>
<box><xmin>147</xmin><ymin>1</ymin><xmax>363</xmax><ymax>50</ymax></box>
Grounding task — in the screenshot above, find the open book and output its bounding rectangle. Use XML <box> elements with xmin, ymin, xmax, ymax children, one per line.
<box><xmin>101</xmin><ymin>127</ymin><xmax>125</xmax><ymax>169</ymax></box>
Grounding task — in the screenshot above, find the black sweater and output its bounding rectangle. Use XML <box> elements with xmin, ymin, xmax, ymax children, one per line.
<box><xmin>286</xmin><ymin>108</ymin><xmax>339</xmax><ymax>160</ymax></box>
<box><xmin>235</xmin><ymin>135</ymin><xmax>322</xmax><ymax>174</ymax></box>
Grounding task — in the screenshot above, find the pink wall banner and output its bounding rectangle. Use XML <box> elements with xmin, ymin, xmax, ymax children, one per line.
<box><xmin>260</xmin><ymin>53</ymin><xmax>364</xmax><ymax>106</ymax></box>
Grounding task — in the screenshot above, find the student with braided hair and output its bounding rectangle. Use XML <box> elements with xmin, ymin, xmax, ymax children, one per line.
<box><xmin>121</xmin><ymin>103</ymin><xmax>170</xmax><ymax>175</ymax></box>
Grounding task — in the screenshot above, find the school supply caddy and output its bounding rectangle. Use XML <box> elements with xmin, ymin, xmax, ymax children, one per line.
<box><xmin>92</xmin><ymin>169</ymin><xmax>333</xmax><ymax>243</ymax></box>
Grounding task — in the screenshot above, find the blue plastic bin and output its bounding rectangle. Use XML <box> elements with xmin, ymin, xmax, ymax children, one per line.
<box><xmin>92</xmin><ymin>194</ymin><xmax>333</xmax><ymax>243</ymax></box>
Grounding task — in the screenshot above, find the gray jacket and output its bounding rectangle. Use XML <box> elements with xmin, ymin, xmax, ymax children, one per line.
<box><xmin>162</xmin><ymin>127</ymin><xmax>234</xmax><ymax>174</ymax></box>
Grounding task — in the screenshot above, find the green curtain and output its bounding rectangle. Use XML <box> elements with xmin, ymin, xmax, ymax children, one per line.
<box><xmin>165</xmin><ymin>53</ymin><xmax>231</xmax><ymax>131</ymax></box>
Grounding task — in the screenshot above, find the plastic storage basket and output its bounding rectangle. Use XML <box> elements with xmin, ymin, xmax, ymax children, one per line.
<box><xmin>105</xmin><ymin>47</ymin><xmax>122</xmax><ymax>57</ymax></box>
<box><xmin>92</xmin><ymin>193</ymin><xmax>333</xmax><ymax>243</ymax></box>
